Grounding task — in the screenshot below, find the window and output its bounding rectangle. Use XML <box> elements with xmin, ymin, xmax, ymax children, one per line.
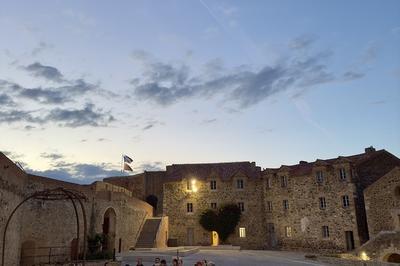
<box><xmin>339</xmin><ymin>168</ymin><xmax>346</xmax><ymax>180</ymax></box>
<box><xmin>210</xmin><ymin>180</ymin><xmax>217</xmax><ymax>190</ymax></box>
<box><xmin>211</xmin><ymin>202</ymin><xmax>217</xmax><ymax>209</ymax></box>
<box><xmin>322</xmin><ymin>226</ymin><xmax>330</xmax><ymax>238</ymax></box>
<box><xmin>319</xmin><ymin>197</ymin><xmax>327</xmax><ymax>210</ymax></box>
<box><xmin>186</xmin><ymin>179</ymin><xmax>192</xmax><ymax>190</ymax></box>
<box><xmin>316</xmin><ymin>171</ymin><xmax>324</xmax><ymax>183</ymax></box>
<box><xmin>239</xmin><ymin>227</ymin><xmax>246</xmax><ymax>238</ymax></box>
<box><xmin>281</xmin><ymin>176</ymin><xmax>288</xmax><ymax>187</ymax></box>
<box><xmin>342</xmin><ymin>195</ymin><xmax>350</xmax><ymax>207</ymax></box>
<box><xmin>285</xmin><ymin>226</ymin><xmax>292</xmax><ymax>237</ymax></box>
<box><xmin>238</xmin><ymin>202</ymin><xmax>245</xmax><ymax>212</ymax></box>
<box><xmin>283</xmin><ymin>200</ymin><xmax>289</xmax><ymax>210</ymax></box>
<box><xmin>236</xmin><ymin>179</ymin><xmax>244</xmax><ymax>189</ymax></box>
<box><xmin>267</xmin><ymin>178</ymin><xmax>272</xmax><ymax>188</ymax></box>
<box><xmin>187</xmin><ymin>203</ymin><xmax>193</xmax><ymax>213</ymax></box>
<box><xmin>266</xmin><ymin>201</ymin><xmax>273</xmax><ymax>212</ymax></box>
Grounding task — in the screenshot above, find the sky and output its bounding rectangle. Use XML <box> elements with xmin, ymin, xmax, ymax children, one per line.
<box><xmin>0</xmin><ymin>0</ymin><xmax>399</xmax><ymax>183</ymax></box>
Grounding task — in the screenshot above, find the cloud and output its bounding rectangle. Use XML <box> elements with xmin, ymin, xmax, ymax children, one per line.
<box><xmin>24</xmin><ymin>62</ymin><xmax>64</xmax><ymax>82</ymax></box>
<box><xmin>45</xmin><ymin>103</ymin><xmax>115</xmax><ymax>128</ymax></box>
<box><xmin>131</xmin><ymin>47</ymin><xmax>337</xmax><ymax>108</ymax></box>
<box><xmin>31</xmin><ymin>42</ymin><xmax>53</xmax><ymax>56</ymax></box>
<box><xmin>343</xmin><ymin>71</ymin><xmax>365</xmax><ymax>81</ymax></box>
<box><xmin>0</xmin><ymin>77</ymin><xmax>97</xmax><ymax>105</ymax></box>
<box><xmin>40</xmin><ymin>152</ymin><xmax>64</xmax><ymax>160</ymax></box>
<box><xmin>0</xmin><ymin>103</ymin><xmax>115</xmax><ymax>128</ymax></box>
<box><xmin>289</xmin><ymin>35</ymin><xmax>316</xmax><ymax>50</ymax></box>
<box><xmin>26</xmin><ymin>160</ymin><xmax>164</xmax><ymax>184</ymax></box>
<box><xmin>201</xmin><ymin>118</ymin><xmax>217</xmax><ymax>124</ymax></box>
<box><xmin>0</xmin><ymin>93</ymin><xmax>16</xmax><ymax>106</ymax></box>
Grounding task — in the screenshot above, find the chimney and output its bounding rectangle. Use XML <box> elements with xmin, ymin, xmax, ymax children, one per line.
<box><xmin>299</xmin><ymin>160</ymin><xmax>307</xmax><ymax>165</ymax></box>
<box><xmin>365</xmin><ymin>146</ymin><xmax>376</xmax><ymax>153</ymax></box>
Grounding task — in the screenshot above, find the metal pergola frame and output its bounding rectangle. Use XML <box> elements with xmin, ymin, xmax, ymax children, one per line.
<box><xmin>1</xmin><ymin>187</ymin><xmax>88</xmax><ymax>266</ymax></box>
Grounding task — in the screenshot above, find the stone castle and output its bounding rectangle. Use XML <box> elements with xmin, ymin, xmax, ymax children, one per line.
<box><xmin>1</xmin><ymin>146</ymin><xmax>400</xmax><ymax>265</ymax></box>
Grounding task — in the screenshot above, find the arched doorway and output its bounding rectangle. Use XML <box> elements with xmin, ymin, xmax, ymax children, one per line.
<box><xmin>385</xmin><ymin>253</ymin><xmax>400</xmax><ymax>263</ymax></box>
<box><xmin>102</xmin><ymin>208</ymin><xmax>117</xmax><ymax>252</ymax></box>
<box><xmin>211</xmin><ymin>231</ymin><xmax>219</xmax><ymax>246</ymax></box>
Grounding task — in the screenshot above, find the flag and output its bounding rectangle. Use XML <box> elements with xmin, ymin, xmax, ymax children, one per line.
<box><xmin>123</xmin><ymin>155</ymin><xmax>133</xmax><ymax>164</ymax></box>
<box><xmin>123</xmin><ymin>163</ymin><xmax>133</xmax><ymax>171</ymax></box>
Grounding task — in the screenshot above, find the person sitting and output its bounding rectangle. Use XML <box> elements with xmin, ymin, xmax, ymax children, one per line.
<box><xmin>136</xmin><ymin>257</ymin><xmax>144</xmax><ymax>266</ymax></box>
<box><xmin>160</xmin><ymin>259</ymin><xmax>167</xmax><ymax>266</ymax></box>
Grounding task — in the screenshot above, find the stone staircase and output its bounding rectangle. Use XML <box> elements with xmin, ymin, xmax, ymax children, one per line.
<box><xmin>135</xmin><ymin>218</ymin><xmax>162</xmax><ymax>248</ymax></box>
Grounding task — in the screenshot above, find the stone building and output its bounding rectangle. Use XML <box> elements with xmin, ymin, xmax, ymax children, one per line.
<box><xmin>262</xmin><ymin>147</ymin><xmax>400</xmax><ymax>252</ymax></box>
<box><xmin>1</xmin><ymin>146</ymin><xmax>400</xmax><ymax>264</ymax></box>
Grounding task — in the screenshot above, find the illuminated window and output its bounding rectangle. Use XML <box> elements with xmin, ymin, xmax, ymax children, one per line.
<box><xmin>239</xmin><ymin>227</ymin><xmax>246</xmax><ymax>238</ymax></box>
<box><xmin>211</xmin><ymin>202</ymin><xmax>217</xmax><ymax>209</ymax></box>
<box><xmin>319</xmin><ymin>197</ymin><xmax>326</xmax><ymax>210</ymax></box>
<box><xmin>285</xmin><ymin>226</ymin><xmax>292</xmax><ymax>237</ymax></box>
<box><xmin>187</xmin><ymin>203</ymin><xmax>193</xmax><ymax>213</ymax></box>
<box><xmin>236</xmin><ymin>179</ymin><xmax>244</xmax><ymax>189</ymax></box>
<box><xmin>342</xmin><ymin>195</ymin><xmax>350</xmax><ymax>207</ymax></box>
<box><xmin>210</xmin><ymin>180</ymin><xmax>217</xmax><ymax>190</ymax></box>
<box><xmin>322</xmin><ymin>226</ymin><xmax>330</xmax><ymax>238</ymax></box>
<box><xmin>281</xmin><ymin>176</ymin><xmax>288</xmax><ymax>187</ymax></box>
<box><xmin>186</xmin><ymin>180</ymin><xmax>192</xmax><ymax>190</ymax></box>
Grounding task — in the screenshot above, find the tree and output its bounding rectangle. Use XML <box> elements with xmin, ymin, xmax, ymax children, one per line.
<box><xmin>199</xmin><ymin>204</ymin><xmax>242</xmax><ymax>243</ymax></box>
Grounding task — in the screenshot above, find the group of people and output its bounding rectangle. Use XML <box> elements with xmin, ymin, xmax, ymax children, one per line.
<box><xmin>127</xmin><ymin>257</ymin><xmax>215</xmax><ymax>266</ymax></box>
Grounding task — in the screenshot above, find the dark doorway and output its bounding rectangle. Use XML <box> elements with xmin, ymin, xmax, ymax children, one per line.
<box><xmin>266</xmin><ymin>223</ymin><xmax>277</xmax><ymax>248</ymax></box>
<box><xmin>102</xmin><ymin>208</ymin><xmax>117</xmax><ymax>252</ymax></box>
<box><xmin>146</xmin><ymin>195</ymin><xmax>158</xmax><ymax>215</ymax></box>
<box><xmin>387</xmin><ymin>253</ymin><xmax>400</xmax><ymax>263</ymax></box>
<box><xmin>345</xmin><ymin>231</ymin><xmax>355</xmax><ymax>251</ymax></box>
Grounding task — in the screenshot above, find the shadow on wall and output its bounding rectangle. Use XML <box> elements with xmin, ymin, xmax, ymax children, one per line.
<box><xmin>102</xmin><ymin>208</ymin><xmax>117</xmax><ymax>252</ymax></box>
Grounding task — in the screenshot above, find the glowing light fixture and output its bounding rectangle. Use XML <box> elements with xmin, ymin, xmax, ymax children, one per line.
<box><xmin>191</xmin><ymin>179</ymin><xmax>198</xmax><ymax>192</ymax></box>
<box><xmin>360</xmin><ymin>251</ymin><xmax>370</xmax><ymax>261</ymax></box>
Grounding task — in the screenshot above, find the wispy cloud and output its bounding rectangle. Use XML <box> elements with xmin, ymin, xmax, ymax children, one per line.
<box><xmin>24</xmin><ymin>62</ymin><xmax>64</xmax><ymax>82</ymax></box>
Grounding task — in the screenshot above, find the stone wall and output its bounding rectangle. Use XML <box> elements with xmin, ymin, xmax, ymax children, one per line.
<box><xmin>364</xmin><ymin>167</ymin><xmax>400</xmax><ymax>237</ymax></box>
<box><xmin>163</xmin><ymin>166</ymin><xmax>265</xmax><ymax>249</ymax></box>
<box><xmin>263</xmin><ymin>161</ymin><xmax>361</xmax><ymax>252</ymax></box>
<box><xmin>0</xmin><ymin>153</ymin><xmax>27</xmax><ymax>266</ymax></box>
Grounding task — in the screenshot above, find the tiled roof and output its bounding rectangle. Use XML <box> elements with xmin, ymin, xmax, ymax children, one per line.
<box><xmin>266</xmin><ymin>149</ymin><xmax>388</xmax><ymax>176</ymax></box>
<box><xmin>165</xmin><ymin>161</ymin><xmax>261</xmax><ymax>181</ymax></box>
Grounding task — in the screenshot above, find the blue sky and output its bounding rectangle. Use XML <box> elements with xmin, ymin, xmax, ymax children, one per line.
<box><xmin>1</xmin><ymin>0</ymin><xmax>399</xmax><ymax>183</ymax></box>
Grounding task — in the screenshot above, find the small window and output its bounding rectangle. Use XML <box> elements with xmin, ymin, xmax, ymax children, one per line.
<box><xmin>267</xmin><ymin>178</ymin><xmax>272</xmax><ymax>188</ymax></box>
<box><xmin>395</xmin><ymin>186</ymin><xmax>400</xmax><ymax>199</ymax></box>
<box><xmin>322</xmin><ymin>226</ymin><xmax>330</xmax><ymax>238</ymax></box>
<box><xmin>211</xmin><ymin>202</ymin><xmax>217</xmax><ymax>209</ymax></box>
<box><xmin>316</xmin><ymin>171</ymin><xmax>324</xmax><ymax>183</ymax></box>
<box><xmin>187</xmin><ymin>203</ymin><xmax>193</xmax><ymax>213</ymax></box>
<box><xmin>186</xmin><ymin>180</ymin><xmax>192</xmax><ymax>190</ymax></box>
<box><xmin>342</xmin><ymin>195</ymin><xmax>350</xmax><ymax>208</ymax></box>
<box><xmin>285</xmin><ymin>226</ymin><xmax>292</xmax><ymax>237</ymax></box>
<box><xmin>266</xmin><ymin>201</ymin><xmax>273</xmax><ymax>212</ymax></box>
<box><xmin>236</xmin><ymin>179</ymin><xmax>244</xmax><ymax>189</ymax></box>
<box><xmin>239</xmin><ymin>227</ymin><xmax>246</xmax><ymax>238</ymax></box>
<box><xmin>339</xmin><ymin>168</ymin><xmax>346</xmax><ymax>180</ymax></box>
<box><xmin>319</xmin><ymin>197</ymin><xmax>327</xmax><ymax>210</ymax></box>
<box><xmin>281</xmin><ymin>176</ymin><xmax>288</xmax><ymax>188</ymax></box>
<box><xmin>238</xmin><ymin>202</ymin><xmax>245</xmax><ymax>212</ymax></box>
<box><xmin>283</xmin><ymin>200</ymin><xmax>289</xmax><ymax>210</ymax></box>
<box><xmin>210</xmin><ymin>180</ymin><xmax>217</xmax><ymax>190</ymax></box>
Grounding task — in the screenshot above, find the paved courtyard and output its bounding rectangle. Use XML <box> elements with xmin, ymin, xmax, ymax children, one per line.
<box><xmin>121</xmin><ymin>250</ymin><xmax>327</xmax><ymax>266</ymax></box>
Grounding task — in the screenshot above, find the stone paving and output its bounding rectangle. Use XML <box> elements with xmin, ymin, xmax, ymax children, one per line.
<box><xmin>121</xmin><ymin>250</ymin><xmax>328</xmax><ymax>266</ymax></box>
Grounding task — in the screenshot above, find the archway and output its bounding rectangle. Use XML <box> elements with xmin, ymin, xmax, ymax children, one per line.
<box><xmin>145</xmin><ymin>195</ymin><xmax>158</xmax><ymax>215</ymax></box>
<box><xmin>102</xmin><ymin>208</ymin><xmax>117</xmax><ymax>252</ymax></box>
<box><xmin>385</xmin><ymin>253</ymin><xmax>400</xmax><ymax>263</ymax></box>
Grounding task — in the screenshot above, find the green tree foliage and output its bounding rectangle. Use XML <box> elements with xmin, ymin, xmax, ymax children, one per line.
<box><xmin>199</xmin><ymin>204</ymin><xmax>242</xmax><ymax>243</ymax></box>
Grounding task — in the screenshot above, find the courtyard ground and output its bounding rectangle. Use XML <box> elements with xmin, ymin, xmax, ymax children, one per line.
<box><xmin>120</xmin><ymin>249</ymin><xmax>328</xmax><ymax>266</ymax></box>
